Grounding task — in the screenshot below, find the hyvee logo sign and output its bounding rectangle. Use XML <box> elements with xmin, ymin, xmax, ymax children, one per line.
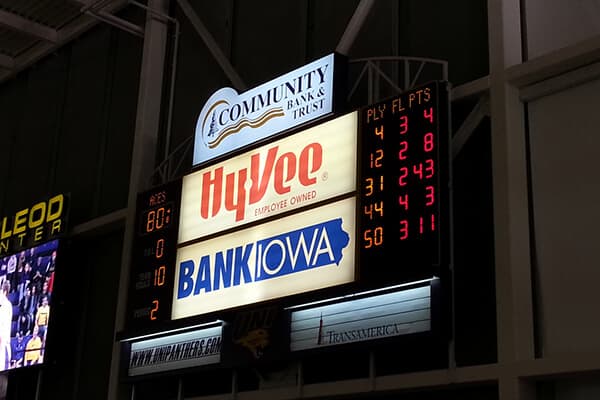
<box><xmin>193</xmin><ymin>53</ymin><xmax>339</xmax><ymax>166</ymax></box>
<box><xmin>178</xmin><ymin>112</ymin><xmax>357</xmax><ymax>244</ymax></box>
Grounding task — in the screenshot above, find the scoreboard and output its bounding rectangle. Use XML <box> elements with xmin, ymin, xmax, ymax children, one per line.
<box><xmin>125</xmin><ymin>81</ymin><xmax>450</xmax><ymax>332</ymax></box>
<box><xmin>126</xmin><ymin>179</ymin><xmax>182</xmax><ymax>330</ymax></box>
<box><xmin>358</xmin><ymin>81</ymin><xmax>450</xmax><ymax>285</ymax></box>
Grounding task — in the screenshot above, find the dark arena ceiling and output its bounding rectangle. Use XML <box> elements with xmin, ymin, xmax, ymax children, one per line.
<box><xmin>0</xmin><ymin>0</ymin><xmax>128</xmax><ymax>84</ymax></box>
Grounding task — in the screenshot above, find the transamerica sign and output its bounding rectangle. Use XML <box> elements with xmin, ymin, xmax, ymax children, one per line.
<box><xmin>289</xmin><ymin>283</ymin><xmax>432</xmax><ymax>351</ymax></box>
<box><xmin>193</xmin><ymin>53</ymin><xmax>343</xmax><ymax>166</ymax></box>
<box><xmin>179</xmin><ymin>112</ymin><xmax>357</xmax><ymax>244</ymax></box>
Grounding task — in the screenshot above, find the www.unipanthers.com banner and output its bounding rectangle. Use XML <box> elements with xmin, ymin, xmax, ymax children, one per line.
<box><xmin>128</xmin><ymin>325</ymin><xmax>222</xmax><ymax>376</ymax></box>
<box><xmin>172</xmin><ymin>197</ymin><xmax>356</xmax><ymax>319</ymax></box>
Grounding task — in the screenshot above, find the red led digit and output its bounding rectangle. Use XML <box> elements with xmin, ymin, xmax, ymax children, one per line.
<box><xmin>400</xmin><ymin>220</ymin><xmax>408</xmax><ymax>240</ymax></box>
<box><xmin>363</xmin><ymin>229</ymin><xmax>373</xmax><ymax>248</ymax></box>
<box><xmin>399</xmin><ymin>167</ymin><xmax>408</xmax><ymax>186</ymax></box>
<box><xmin>154</xmin><ymin>265</ymin><xmax>166</xmax><ymax>286</ymax></box>
<box><xmin>424</xmin><ymin>107</ymin><xmax>434</xmax><ymax>123</ymax></box>
<box><xmin>398</xmin><ymin>194</ymin><xmax>408</xmax><ymax>211</ymax></box>
<box><xmin>363</xmin><ymin>227</ymin><xmax>384</xmax><ymax>248</ymax></box>
<box><xmin>374</xmin><ymin>226</ymin><xmax>383</xmax><ymax>246</ymax></box>
<box><xmin>374</xmin><ymin>201</ymin><xmax>384</xmax><ymax>217</ymax></box>
<box><xmin>364</xmin><ymin>204</ymin><xmax>374</xmax><ymax>220</ymax></box>
<box><xmin>155</xmin><ymin>238</ymin><xmax>164</xmax><ymax>259</ymax></box>
<box><xmin>425</xmin><ymin>185</ymin><xmax>435</xmax><ymax>206</ymax></box>
<box><xmin>425</xmin><ymin>159</ymin><xmax>434</xmax><ymax>178</ymax></box>
<box><xmin>413</xmin><ymin>163</ymin><xmax>423</xmax><ymax>179</ymax></box>
<box><xmin>419</xmin><ymin>214</ymin><xmax>437</xmax><ymax>233</ymax></box>
<box><xmin>424</xmin><ymin>132</ymin><xmax>434</xmax><ymax>152</ymax></box>
<box><xmin>364</xmin><ymin>177</ymin><xmax>374</xmax><ymax>196</ymax></box>
<box><xmin>400</xmin><ymin>116</ymin><xmax>408</xmax><ymax>134</ymax></box>
<box><xmin>150</xmin><ymin>300</ymin><xmax>159</xmax><ymax>320</ymax></box>
<box><xmin>156</xmin><ymin>207</ymin><xmax>165</xmax><ymax>230</ymax></box>
<box><xmin>398</xmin><ymin>140</ymin><xmax>408</xmax><ymax>160</ymax></box>
<box><xmin>146</xmin><ymin>210</ymin><xmax>155</xmax><ymax>233</ymax></box>
<box><xmin>370</xmin><ymin>149</ymin><xmax>384</xmax><ymax>168</ymax></box>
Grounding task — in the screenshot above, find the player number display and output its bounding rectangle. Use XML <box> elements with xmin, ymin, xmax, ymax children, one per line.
<box><xmin>359</xmin><ymin>81</ymin><xmax>450</xmax><ymax>284</ymax></box>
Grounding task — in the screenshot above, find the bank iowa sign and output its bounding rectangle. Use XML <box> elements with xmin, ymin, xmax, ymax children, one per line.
<box><xmin>193</xmin><ymin>53</ymin><xmax>345</xmax><ymax>167</ymax></box>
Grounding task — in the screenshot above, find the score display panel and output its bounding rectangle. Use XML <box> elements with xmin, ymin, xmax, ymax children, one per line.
<box><xmin>126</xmin><ymin>179</ymin><xmax>182</xmax><ymax>331</ymax></box>
<box><xmin>358</xmin><ymin>81</ymin><xmax>450</xmax><ymax>285</ymax></box>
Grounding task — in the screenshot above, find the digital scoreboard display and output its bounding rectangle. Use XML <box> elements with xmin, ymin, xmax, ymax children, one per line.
<box><xmin>125</xmin><ymin>81</ymin><xmax>450</xmax><ymax>331</ymax></box>
<box><xmin>127</xmin><ymin>179</ymin><xmax>182</xmax><ymax>331</ymax></box>
<box><xmin>358</xmin><ymin>81</ymin><xmax>450</xmax><ymax>285</ymax></box>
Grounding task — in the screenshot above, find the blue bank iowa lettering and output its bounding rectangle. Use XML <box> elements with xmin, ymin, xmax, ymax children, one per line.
<box><xmin>177</xmin><ymin>218</ymin><xmax>349</xmax><ymax>297</ymax></box>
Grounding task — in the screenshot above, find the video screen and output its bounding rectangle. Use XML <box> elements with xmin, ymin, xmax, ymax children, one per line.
<box><xmin>0</xmin><ymin>239</ymin><xmax>59</xmax><ymax>371</ymax></box>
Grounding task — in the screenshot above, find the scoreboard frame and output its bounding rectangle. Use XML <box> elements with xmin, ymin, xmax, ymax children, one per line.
<box><xmin>357</xmin><ymin>81</ymin><xmax>451</xmax><ymax>286</ymax></box>
<box><xmin>126</xmin><ymin>179</ymin><xmax>182</xmax><ymax>331</ymax></box>
<box><xmin>124</xmin><ymin>80</ymin><xmax>451</xmax><ymax>333</ymax></box>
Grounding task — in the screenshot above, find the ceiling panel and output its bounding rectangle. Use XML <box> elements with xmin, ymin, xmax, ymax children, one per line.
<box><xmin>0</xmin><ymin>0</ymin><xmax>129</xmax><ymax>84</ymax></box>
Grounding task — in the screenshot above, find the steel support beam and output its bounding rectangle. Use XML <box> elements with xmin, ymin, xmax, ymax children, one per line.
<box><xmin>0</xmin><ymin>53</ymin><xmax>14</xmax><ymax>69</ymax></box>
<box><xmin>0</xmin><ymin>9</ymin><xmax>58</xmax><ymax>43</ymax></box>
<box><xmin>336</xmin><ymin>0</ymin><xmax>375</xmax><ymax>55</ymax></box>
<box><xmin>107</xmin><ymin>1</ymin><xmax>171</xmax><ymax>398</ymax></box>
<box><xmin>487</xmin><ymin>0</ymin><xmax>535</xmax><ymax>399</ymax></box>
<box><xmin>177</xmin><ymin>0</ymin><xmax>246</xmax><ymax>91</ymax></box>
<box><xmin>0</xmin><ymin>0</ymin><xmax>130</xmax><ymax>84</ymax></box>
<box><xmin>452</xmin><ymin>95</ymin><xmax>490</xmax><ymax>159</ymax></box>
<box><xmin>84</xmin><ymin>10</ymin><xmax>144</xmax><ymax>37</ymax></box>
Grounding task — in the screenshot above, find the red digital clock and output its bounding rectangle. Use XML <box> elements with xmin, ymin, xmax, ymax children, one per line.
<box><xmin>358</xmin><ymin>81</ymin><xmax>450</xmax><ymax>286</ymax></box>
<box><xmin>126</xmin><ymin>179</ymin><xmax>182</xmax><ymax>331</ymax></box>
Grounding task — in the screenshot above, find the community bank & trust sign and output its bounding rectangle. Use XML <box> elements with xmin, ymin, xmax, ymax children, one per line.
<box><xmin>193</xmin><ymin>53</ymin><xmax>343</xmax><ymax>166</ymax></box>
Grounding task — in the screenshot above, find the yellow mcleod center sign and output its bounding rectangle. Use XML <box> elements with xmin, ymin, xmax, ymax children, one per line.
<box><xmin>0</xmin><ymin>194</ymin><xmax>68</xmax><ymax>255</ymax></box>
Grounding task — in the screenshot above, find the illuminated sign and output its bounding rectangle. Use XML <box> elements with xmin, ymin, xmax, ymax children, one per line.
<box><xmin>358</xmin><ymin>81</ymin><xmax>450</xmax><ymax>284</ymax></box>
<box><xmin>0</xmin><ymin>194</ymin><xmax>68</xmax><ymax>256</ymax></box>
<box><xmin>128</xmin><ymin>325</ymin><xmax>222</xmax><ymax>376</ymax></box>
<box><xmin>193</xmin><ymin>53</ymin><xmax>343</xmax><ymax>166</ymax></box>
<box><xmin>180</xmin><ymin>112</ymin><xmax>357</xmax><ymax>244</ymax></box>
<box><xmin>0</xmin><ymin>239</ymin><xmax>61</xmax><ymax>371</ymax></box>
<box><xmin>289</xmin><ymin>282</ymin><xmax>432</xmax><ymax>351</ymax></box>
<box><xmin>127</xmin><ymin>180</ymin><xmax>182</xmax><ymax>330</ymax></box>
<box><xmin>172</xmin><ymin>197</ymin><xmax>356</xmax><ymax>319</ymax></box>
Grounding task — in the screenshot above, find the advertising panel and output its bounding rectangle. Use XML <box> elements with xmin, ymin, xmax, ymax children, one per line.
<box><xmin>128</xmin><ymin>325</ymin><xmax>222</xmax><ymax>376</ymax></box>
<box><xmin>193</xmin><ymin>53</ymin><xmax>341</xmax><ymax>166</ymax></box>
<box><xmin>172</xmin><ymin>197</ymin><xmax>356</xmax><ymax>319</ymax></box>
<box><xmin>290</xmin><ymin>284</ymin><xmax>431</xmax><ymax>351</ymax></box>
<box><xmin>0</xmin><ymin>193</ymin><xmax>67</xmax><ymax>256</ymax></box>
<box><xmin>180</xmin><ymin>112</ymin><xmax>357</xmax><ymax>244</ymax></box>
